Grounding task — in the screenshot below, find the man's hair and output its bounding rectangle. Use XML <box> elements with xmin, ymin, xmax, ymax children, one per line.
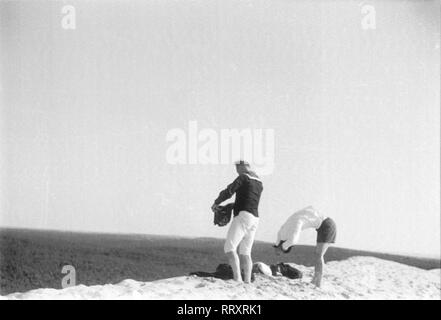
<box><xmin>234</xmin><ymin>160</ymin><xmax>250</xmax><ymax>166</ymax></box>
<box><xmin>273</xmin><ymin>240</ymin><xmax>292</xmax><ymax>253</ymax></box>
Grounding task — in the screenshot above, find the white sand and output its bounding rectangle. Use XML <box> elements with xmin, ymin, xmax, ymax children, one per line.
<box><xmin>3</xmin><ymin>257</ymin><xmax>440</xmax><ymax>300</ymax></box>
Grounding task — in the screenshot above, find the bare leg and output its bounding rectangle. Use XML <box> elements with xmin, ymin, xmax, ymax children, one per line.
<box><xmin>312</xmin><ymin>243</ymin><xmax>330</xmax><ymax>288</ymax></box>
<box><xmin>226</xmin><ymin>251</ymin><xmax>243</xmax><ymax>282</ymax></box>
<box><xmin>239</xmin><ymin>254</ymin><xmax>252</xmax><ymax>283</ymax></box>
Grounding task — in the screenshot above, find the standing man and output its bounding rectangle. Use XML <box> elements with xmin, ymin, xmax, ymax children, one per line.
<box><xmin>273</xmin><ymin>206</ymin><xmax>337</xmax><ymax>287</ymax></box>
<box><xmin>211</xmin><ymin>160</ymin><xmax>263</xmax><ymax>283</ymax></box>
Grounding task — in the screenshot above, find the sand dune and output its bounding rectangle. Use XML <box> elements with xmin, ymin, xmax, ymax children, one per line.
<box><xmin>3</xmin><ymin>257</ymin><xmax>440</xmax><ymax>300</ymax></box>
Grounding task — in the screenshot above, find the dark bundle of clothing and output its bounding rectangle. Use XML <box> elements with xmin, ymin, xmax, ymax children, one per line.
<box><xmin>190</xmin><ymin>263</ymin><xmax>256</xmax><ymax>282</ymax></box>
<box><xmin>213</xmin><ymin>203</ymin><xmax>234</xmax><ymax>227</ymax></box>
<box><xmin>270</xmin><ymin>263</ymin><xmax>303</xmax><ymax>279</ymax></box>
<box><xmin>190</xmin><ymin>263</ymin><xmax>302</xmax><ymax>281</ymax></box>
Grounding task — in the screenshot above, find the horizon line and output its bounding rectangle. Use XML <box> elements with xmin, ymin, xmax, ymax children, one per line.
<box><xmin>1</xmin><ymin>225</ymin><xmax>439</xmax><ymax>261</ymax></box>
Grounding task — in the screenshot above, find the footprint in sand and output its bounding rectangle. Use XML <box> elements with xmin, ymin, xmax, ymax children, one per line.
<box><xmin>341</xmin><ymin>292</ymin><xmax>351</xmax><ymax>299</ymax></box>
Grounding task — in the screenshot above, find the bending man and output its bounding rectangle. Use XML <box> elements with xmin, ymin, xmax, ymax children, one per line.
<box><xmin>274</xmin><ymin>206</ymin><xmax>337</xmax><ymax>287</ymax></box>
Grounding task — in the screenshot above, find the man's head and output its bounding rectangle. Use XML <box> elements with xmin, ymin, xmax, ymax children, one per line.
<box><xmin>235</xmin><ymin>160</ymin><xmax>251</xmax><ymax>175</ymax></box>
<box><xmin>273</xmin><ymin>241</ymin><xmax>291</xmax><ymax>256</ymax></box>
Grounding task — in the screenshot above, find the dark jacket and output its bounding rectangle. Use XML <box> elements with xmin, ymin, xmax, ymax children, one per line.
<box><xmin>214</xmin><ymin>172</ymin><xmax>263</xmax><ymax>217</ymax></box>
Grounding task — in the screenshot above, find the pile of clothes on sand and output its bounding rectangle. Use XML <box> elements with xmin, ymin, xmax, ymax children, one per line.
<box><xmin>190</xmin><ymin>262</ymin><xmax>302</xmax><ymax>282</ymax></box>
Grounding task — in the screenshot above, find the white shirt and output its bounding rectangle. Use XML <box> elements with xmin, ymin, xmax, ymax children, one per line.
<box><xmin>276</xmin><ymin>206</ymin><xmax>325</xmax><ymax>251</ymax></box>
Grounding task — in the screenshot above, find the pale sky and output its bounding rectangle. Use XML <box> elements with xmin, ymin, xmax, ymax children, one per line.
<box><xmin>1</xmin><ymin>0</ymin><xmax>440</xmax><ymax>257</ymax></box>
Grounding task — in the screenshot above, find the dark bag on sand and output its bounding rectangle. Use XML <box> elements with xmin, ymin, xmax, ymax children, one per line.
<box><xmin>190</xmin><ymin>263</ymin><xmax>255</xmax><ymax>282</ymax></box>
<box><xmin>214</xmin><ymin>263</ymin><xmax>234</xmax><ymax>279</ymax></box>
<box><xmin>213</xmin><ymin>203</ymin><xmax>234</xmax><ymax>227</ymax></box>
<box><xmin>277</xmin><ymin>263</ymin><xmax>303</xmax><ymax>279</ymax></box>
